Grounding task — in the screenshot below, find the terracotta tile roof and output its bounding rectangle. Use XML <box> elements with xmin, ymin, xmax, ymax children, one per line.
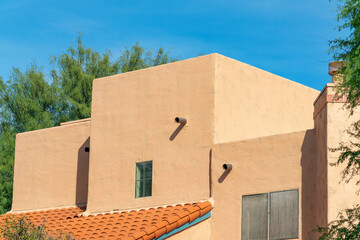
<box><xmin>0</xmin><ymin>201</ymin><xmax>212</xmax><ymax>240</ymax></box>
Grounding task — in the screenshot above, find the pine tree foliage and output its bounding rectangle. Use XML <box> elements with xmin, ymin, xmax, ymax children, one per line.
<box><xmin>0</xmin><ymin>122</ymin><xmax>14</xmax><ymax>214</ymax></box>
<box><xmin>51</xmin><ymin>35</ymin><xmax>121</xmax><ymax>120</ymax></box>
<box><xmin>120</xmin><ymin>42</ymin><xmax>177</xmax><ymax>73</ymax></box>
<box><xmin>0</xmin><ymin>65</ymin><xmax>64</xmax><ymax>132</ymax></box>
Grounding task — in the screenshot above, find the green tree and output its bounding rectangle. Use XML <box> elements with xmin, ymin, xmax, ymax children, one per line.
<box><xmin>329</xmin><ymin>0</ymin><xmax>360</xmax><ymax>111</ymax></box>
<box><xmin>317</xmin><ymin>0</ymin><xmax>360</xmax><ymax>239</ymax></box>
<box><xmin>0</xmin><ymin>35</ymin><xmax>179</xmax><ymax>214</ymax></box>
<box><xmin>51</xmin><ymin>35</ymin><xmax>121</xmax><ymax>120</ymax></box>
<box><xmin>0</xmin><ymin>65</ymin><xmax>64</xmax><ymax>132</ymax></box>
<box><xmin>52</xmin><ymin>36</ymin><xmax>178</xmax><ymax>120</ymax></box>
<box><xmin>0</xmin><ymin>66</ymin><xmax>63</xmax><ymax>214</ymax></box>
<box><xmin>120</xmin><ymin>43</ymin><xmax>178</xmax><ymax>73</ymax></box>
<box><xmin>0</xmin><ymin>122</ymin><xmax>15</xmax><ymax>214</ymax></box>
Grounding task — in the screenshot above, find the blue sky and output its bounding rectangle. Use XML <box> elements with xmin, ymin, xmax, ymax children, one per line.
<box><xmin>0</xmin><ymin>0</ymin><xmax>341</xmax><ymax>90</ymax></box>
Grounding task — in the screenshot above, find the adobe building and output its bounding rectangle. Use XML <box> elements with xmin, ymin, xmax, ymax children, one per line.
<box><xmin>1</xmin><ymin>54</ymin><xmax>359</xmax><ymax>240</ymax></box>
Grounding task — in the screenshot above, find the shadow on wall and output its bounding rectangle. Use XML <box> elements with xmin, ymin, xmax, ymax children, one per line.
<box><xmin>301</xmin><ymin>129</ymin><xmax>326</xmax><ymax>239</ymax></box>
<box><xmin>169</xmin><ymin>123</ymin><xmax>186</xmax><ymax>141</ymax></box>
<box><xmin>218</xmin><ymin>166</ymin><xmax>231</xmax><ymax>183</ymax></box>
<box><xmin>76</xmin><ymin>137</ymin><xmax>90</xmax><ymax>206</ymax></box>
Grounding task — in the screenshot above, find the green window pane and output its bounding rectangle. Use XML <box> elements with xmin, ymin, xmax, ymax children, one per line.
<box><xmin>143</xmin><ymin>179</ymin><xmax>152</xmax><ymax>197</ymax></box>
<box><xmin>135</xmin><ymin>180</ymin><xmax>142</xmax><ymax>197</ymax></box>
<box><xmin>143</xmin><ymin>163</ymin><xmax>152</xmax><ymax>179</ymax></box>
<box><xmin>135</xmin><ymin>161</ymin><xmax>152</xmax><ymax>198</ymax></box>
<box><xmin>136</xmin><ymin>164</ymin><xmax>142</xmax><ymax>181</ymax></box>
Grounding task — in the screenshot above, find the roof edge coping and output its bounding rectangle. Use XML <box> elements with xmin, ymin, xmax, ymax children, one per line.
<box><xmin>7</xmin><ymin>203</ymin><xmax>86</xmax><ymax>214</ymax></box>
<box><xmin>60</xmin><ymin>118</ymin><xmax>91</xmax><ymax>126</ymax></box>
<box><xmin>82</xmin><ymin>199</ymin><xmax>212</xmax><ymax>217</ymax></box>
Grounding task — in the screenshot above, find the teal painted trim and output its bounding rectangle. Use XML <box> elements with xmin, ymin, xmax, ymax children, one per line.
<box><xmin>156</xmin><ymin>212</ymin><xmax>211</xmax><ymax>240</ymax></box>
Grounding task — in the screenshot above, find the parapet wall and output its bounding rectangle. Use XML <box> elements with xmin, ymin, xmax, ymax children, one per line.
<box><xmin>12</xmin><ymin>121</ymin><xmax>90</xmax><ymax>212</ymax></box>
<box><xmin>214</xmin><ymin>54</ymin><xmax>319</xmax><ymax>144</ymax></box>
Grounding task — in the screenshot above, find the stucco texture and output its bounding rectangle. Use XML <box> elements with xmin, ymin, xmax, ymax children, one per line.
<box><xmin>9</xmin><ymin>54</ymin><xmax>329</xmax><ymax>240</ymax></box>
<box><xmin>214</xmin><ymin>54</ymin><xmax>319</xmax><ymax>143</ymax></box>
<box><xmin>86</xmin><ymin>55</ymin><xmax>216</xmax><ymax>214</ymax></box>
<box><xmin>313</xmin><ymin>104</ymin><xmax>328</xmax><ymax>238</ymax></box>
<box><xmin>86</xmin><ymin>53</ymin><xmax>319</xmax><ymax>214</ymax></box>
<box><xmin>210</xmin><ymin>131</ymin><xmax>315</xmax><ymax>240</ymax></box>
<box><xmin>313</xmin><ymin>84</ymin><xmax>360</xmax><ymax>225</ymax></box>
<box><xmin>12</xmin><ymin>121</ymin><xmax>90</xmax><ymax>211</ymax></box>
<box><xmin>167</xmin><ymin>219</ymin><xmax>211</xmax><ymax>240</ymax></box>
<box><xmin>326</xmin><ymin>102</ymin><xmax>360</xmax><ymax>221</ymax></box>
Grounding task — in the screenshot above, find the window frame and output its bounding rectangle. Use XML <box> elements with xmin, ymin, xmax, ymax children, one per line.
<box><xmin>135</xmin><ymin>160</ymin><xmax>153</xmax><ymax>198</ymax></box>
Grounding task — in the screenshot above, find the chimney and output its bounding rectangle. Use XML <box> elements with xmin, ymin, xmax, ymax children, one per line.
<box><xmin>328</xmin><ymin>61</ymin><xmax>344</xmax><ymax>83</ymax></box>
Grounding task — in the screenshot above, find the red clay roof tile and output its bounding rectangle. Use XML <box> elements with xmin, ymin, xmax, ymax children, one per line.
<box><xmin>0</xmin><ymin>201</ymin><xmax>212</xmax><ymax>240</ymax></box>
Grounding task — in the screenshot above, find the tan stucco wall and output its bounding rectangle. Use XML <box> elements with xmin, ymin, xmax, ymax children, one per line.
<box><xmin>12</xmin><ymin>121</ymin><xmax>90</xmax><ymax>212</ymax></box>
<box><xmin>327</xmin><ymin>102</ymin><xmax>360</xmax><ymax>221</ymax></box>
<box><xmin>86</xmin><ymin>55</ymin><xmax>216</xmax><ymax>214</ymax></box>
<box><xmin>313</xmin><ymin>104</ymin><xmax>328</xmax><ymax>237</ymax></box>
<box><xmin>166</xmin><ymin>219</ymin><xmax>211</xmax><ymax>240</ymax></box>
<box><xmin>10</xmin><ymin>53</ymin><xmax>325</xmax><ymax>240</ymax></box>
<box><xmin>313</xmin><ymin>84</ymin><xmax>360</xmax><ymax>225</ymax></box>
<box><xmin>210</xmin><ymin>131</ymin><xmax>315</xmax><ymax>240</ymax></box>
<box><xmin>86</xmin><ymin>54</ymin><xmax>320</xmax><ymax>214</ymax></box>
<box><xmin>214</xmin><ymin>54</ymin><xmax>319</xmax><ymax>143</ymax></box>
